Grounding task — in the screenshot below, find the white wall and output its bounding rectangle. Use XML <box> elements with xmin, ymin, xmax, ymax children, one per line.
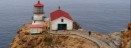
<box><xmin>30</xmin><ymin>28</ymin><xmax>42</xmax><ymax>33</ymax></box>
<box><xmin>51</xmin><ymin>17</ymin><xmax>73</xmax><ymax>30</ymax></box>
<box><xmin>33</xmin><ymin>14</ymin><xmax>44</xmax><ymax>20</ymax></box>
<box><xmin>32</xmin><ymin>21</ymin><xmax>43</xmax><ymax>24</ymax></box>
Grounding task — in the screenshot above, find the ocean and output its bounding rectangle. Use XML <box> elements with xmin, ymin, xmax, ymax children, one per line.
<box><xmin>0</xmin><ymin>0</ymin><xmax>130</xmax><ymax>48</ymax></box>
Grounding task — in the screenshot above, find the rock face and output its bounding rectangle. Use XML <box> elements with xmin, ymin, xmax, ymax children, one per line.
<box><xmin>73</xmin><ymin>22</ymin><xmax>81</xmax><ymax>30</ymax></box>
<box><xmin>10</xmin><ymin>23</ymin><xmax>100</xmax><ymax>48</ymax></box>
<box><xmin>10</xmin><ymin>34</ymin><xmax>99</xmax><ymax>48</ymax></box>
<box><xmin>10</xmin><ymin>21</ymin><xmax>131</xmax><ymax>48</ymax></box>
<box><xmin>121</xmin><ymin>30</ymin><xmax>131</xmax><ymax>48</ymax></box>
<box><xmin>121</xmin><ymin>23</ymin><xmax>131</xmax><ymax>48</ymax></box>
<box><xmin>127</xmin><ymin>23</ymin><xmax>131</xmax><ymax>30</ymax></box>
<box><xmin>9</xmin><ymin>24</ymin><xmax>121</xmax><ymax>48</ymax></box>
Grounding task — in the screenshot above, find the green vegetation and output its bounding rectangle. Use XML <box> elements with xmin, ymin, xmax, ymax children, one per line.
<box><xmin>44</xmin><ymin>36</ymin><xmax>54</xmax><ymax>46</ymax></box>
<box><xmin>31</xmin><ymin>33</ymin><xmax>40</xmax><ymax>35</ymax></box>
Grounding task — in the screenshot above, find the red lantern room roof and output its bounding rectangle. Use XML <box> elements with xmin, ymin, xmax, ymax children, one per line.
<box><xmin>50</xmin><ymin>8</ymin><xmax>73</xmax><ymax>21</ymax></box>
<box><xmin>34</xmin><ymin>1</ymin><xmax>44</xmax><ymax>7</ymax></box>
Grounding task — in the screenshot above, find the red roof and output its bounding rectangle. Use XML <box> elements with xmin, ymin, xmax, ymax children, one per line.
<box><xmin>34</xmin><ymin>1</ymin><xmax>44</xmax><ymax>7</ymax></box>
<box><xmin>30</xmin><ymin>24</ymin><xmax>44</xmax><ymax>28</ymax></box>
<box><xmin>50</xmin><ymin>9</ymin><xmax>73</xmax><ymax>21</ymax></box>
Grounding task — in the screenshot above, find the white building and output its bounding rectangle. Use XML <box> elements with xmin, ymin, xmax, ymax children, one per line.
<box><xmin>30</xmin><ymin>24</ymin><xmax>44</xmax><ymax>34</ymax></box>
<box><xmin>50</xmin><ymin>7</ymin><xmax>73</xmax><ymax>30</ymax></box>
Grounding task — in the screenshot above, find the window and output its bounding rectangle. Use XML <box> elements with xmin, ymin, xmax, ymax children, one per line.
<box><xmin>61</xmin><ymin>19</ymin><xmax>64</xmax><ymax>22</ymax></box>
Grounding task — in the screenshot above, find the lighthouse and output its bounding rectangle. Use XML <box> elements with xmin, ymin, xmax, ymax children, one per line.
<box><xmin>29</xmin><ymin>0</ymin><xmax>45</xmax><ymax>35</ymax></box>
<box><xmin>32</xmin><ymin>0</ymin><xmax>45</xmax><ymax>24</ymax></box>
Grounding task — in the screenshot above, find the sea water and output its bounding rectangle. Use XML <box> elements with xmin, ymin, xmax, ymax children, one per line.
<box><xmin>0</xmin><ymin>0</ymin><xmax>129</xmax><ymax>48</ymax></box>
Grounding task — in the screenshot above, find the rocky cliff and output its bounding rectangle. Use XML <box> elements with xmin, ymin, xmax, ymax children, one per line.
<box><xmin>10</xmin><ymin>22</ymin><xmax>131</xmax><ymax>48</ymax></box>
<box><xmin>10</xmin><ymin>23</ymin><xmax>100</xmax><ymax>48</ymax></box>
<box><xmin>121</xmin><ymin>23</ymin><xmax>131</xmax><ymax>48</ymax></box>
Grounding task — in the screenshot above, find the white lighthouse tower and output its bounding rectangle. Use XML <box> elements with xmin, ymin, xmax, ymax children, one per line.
<box><xmin>32</xmin><ymin>0</ymin><xmax>45</xmax><ymax>24</ymax></box>
<box><xmin>29</xmin><ymin>0</ymin><xmax>45</xmax><ymax>35</ymax></box>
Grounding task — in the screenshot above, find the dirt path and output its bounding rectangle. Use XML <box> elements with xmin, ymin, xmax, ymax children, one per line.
<box><xmin>48</xmin><ymin>30</ymin><xmax>117</xmax><ymax>48</ymax></box>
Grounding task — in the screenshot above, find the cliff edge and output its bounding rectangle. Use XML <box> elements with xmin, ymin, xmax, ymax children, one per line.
<box><xmin>9</xmin><ymin>21</ymin><xmax>131</xmax><ymax>48</ymax></box>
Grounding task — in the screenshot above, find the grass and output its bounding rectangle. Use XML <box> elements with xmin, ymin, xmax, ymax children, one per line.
<box><xmin>31</xmin><ymin>33</ymin><xmax>40</xmax><ymax>35</ymax></box>
<box><xmin>44</xmin><ymin>36</ymin><xmax>54</xmax><ymax>46</ymax></box>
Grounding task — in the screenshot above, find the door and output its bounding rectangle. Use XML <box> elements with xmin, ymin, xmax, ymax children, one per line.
<box><xmin>58</xmin><ymin>24</ymin><xmax>67</xmax><ymax>30</ymax></box>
